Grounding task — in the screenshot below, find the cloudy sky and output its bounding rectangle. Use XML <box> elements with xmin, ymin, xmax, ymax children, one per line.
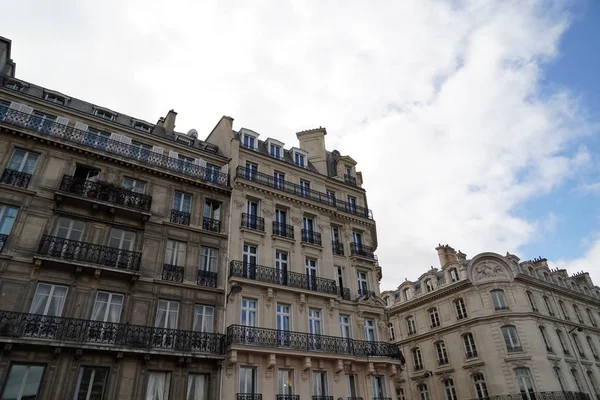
<box><xmin>4</xmin><ymin>0</ymin><xmax>600</xmax><ymax>290</ymax></box>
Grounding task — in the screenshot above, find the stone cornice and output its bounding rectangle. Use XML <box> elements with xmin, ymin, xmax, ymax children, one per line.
<box><xmin>387</xmin><ymin>280</ymin><xmax>471</xmax><ymax>315</ymax></box>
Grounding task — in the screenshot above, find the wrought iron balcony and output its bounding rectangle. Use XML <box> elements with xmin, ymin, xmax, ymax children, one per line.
<box><xmin>162</xmin><ymin>264</ymin><xmax>184</xmax><ymax>282</ymax></box>
<box><xmin>313</xmin><ymin>397</ymin><xmax>333</xmax><ymax>400</ymax></box>
<box><xmin>277</xmin><ymin>395</ymin><xmax>299</xmax><ymax>400</ymax></box>
<box><xmin>1</xmin><ymin>168</ymin><xmax>32</xmax><ymax>188</ymax></box>
<box><xmin>0</xmin><ymin>310</ymin><xmax>225</xmax><ymax>355</ymax></box>
<box><xmin>350</xmin><ymin>243</ymin><xmax>376</xmax><ymax>260</ymax></box>
<box><xmin>358</xmin><ymin>288</ymin><xmax>377</xmax><ymax>299</ymax></box>
<box><xmin>202</xmin><ymin>217</ymin><xmax>221</xmax><ymax>233</ymax></box>
<box><xmin>226</xmin><ymin>325</ymin><xmax>403</xmax><ymax>359</ymax></box>
<box><xmin>373</xmin><ymin>398</ymin><xmax>391</xmax><ymax>400</ymax></box>
<box><xmin>301</xmin><ymin>229</ymin><xmax>321</xmax><ymax>246</ymax></box>
<box><xmin>170</xmin><ymin>209</ymin><xmax>191</xmax><ymax>226</ymax></box>
<box><xmin>229</xmin><ymin>261</ymin><xmax>338</xmax><ymax>295</ymax></box>
<box><xmin>0</xmin><ymin>234</ymin><xmax>6</xmax><ymax>253</ymax></box>
<box><xmin>0</xmin><ymin>105</ymin><xmax>229</xmax><ymax>187</ymax></box>
<box><xmin>273</xmin><ymin>222</ymin><xmax>294</xmax><ymax>239</ymax></box>
<box><xmin>197</xmin><ymin>270</ymin><xmax>218</xmax><ymax>288</ymax></box>
<box><xmin>332</xmin><ymin>241</ymin><xmax>344</xmax><ymax>256</ymax></box>
<box><xmin>236</xmin><ymin>167</ymin><xmax>373</xmax><ymax>220</ymax></box>
<box><xmin>494</xmin><ymin>305</ymin><xmax>510</xmax><ymax>311</ymax></box>
<box><xmin>339</xmin><ymin>287</ymin><xmax>352</xmax><ymax>301</ymax></box>
<box><xmin>344</xmin><ymin>174</ymin><xmax>357</xmax><ymax>186</ymax></box>
<box><xmin>58</xmin><ymin>175</ymin><xmax>152</xmax><ymax>212</ymax></box>
<box><xmin>348</xmin><ymin>397</ymin><xmax>363</xmax><ymax>400</ymax></box>
<box><xmin>469</xmin><ymin>392</ymin><xmax>591</xmax><ymax>400</ymax></box>
<box><xmin>237</xmin><ymin>394</ymin><xmax>262</xmax><ymax>400</ymax></box>
<box><xmin>241</xmin><ymin>213</ymin><xmax>265</xmax><ymax>231</ymax></box>
<box><xmin>36</xmin><ymin>235</ymin><xmax>141</xmax><ymax>272</ymax></box>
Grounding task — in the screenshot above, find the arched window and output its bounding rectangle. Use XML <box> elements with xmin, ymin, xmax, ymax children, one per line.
<box><xmin>449</xmin><ymin>268</ymin><xmax>459</xmax><ymax>282</ymax></box>
<box><xmin>412</xmin><ymin>348</ymin><xmax>423</xmax><ymax>371</ymax></box>
<box><xmin>428</xmin><ymin>308</ymin><xmax>440</xmax><ymax>328</ymax></box>
<box><xmin>472</xmin><ymin>374</ymin><xmax>489</xmax><ymax>399</ymax></box>
<box><xmin>526</xmin><ymin>291</ymin><xmax>538</xmax><ymax>312</ymax></box>
<box><xmin>491</xmin><ymin>289</ymin><xmax>508</xmax><ymax>311</ymax></box>
<box><xmin>406</xmin><ymin>316</ymin><xmax>416</xmax><ymax>336</ymax></box>
<box><xmin>435</xmin><ymin>341</ymin><xmax>449</xmax><ymax>365</ymax></box>
<box><xmin>501</xmin><ymin>325</ymin><xmax>522</xmax><ymax>352</ymax></box>
<box><xmin>515</xmin><ymin>368</ymin><xmax>535</xmax><ymax>399</ymax></box>
<box><xmin>418</xmin><ymin>383</ymin><xmax>429</xmax><ymax>400</ymax></box>
<box><xmin>463</xmin><ymin>333</ymin><xmax>478</xmax><ymax>358</ymax></box>
<box><xmin>454</xmin><ymin>298</ymin><xmax>468</xmax><ymax>320</ymax></box>
<box><xmin>444</xmin><ymin>378</ymin><xmax>458</xmax><ymax>400</ymax></box>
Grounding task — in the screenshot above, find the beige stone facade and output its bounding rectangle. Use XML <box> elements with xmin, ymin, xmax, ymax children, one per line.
<box><xmin>205</xmin><ymin>123</ymin><xmax>402</xmax><ymax>400</ymax></box>
<box><xmin>383</xmin><ymin>245</ymin><xmax>600</xmax><ymax>400</ymax></box>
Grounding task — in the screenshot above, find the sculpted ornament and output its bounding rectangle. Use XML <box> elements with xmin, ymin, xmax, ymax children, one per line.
<box><xmin>262</xmin><ymin>208</ymin><xmax>274</xmax><ymax>217</ymax></box>
<box><xmin>472</xmin><ymin>260</ymin><xmax>511</xmax><ymax>284</ymax></box>
<box><xmin>291</xmin><ymin>216</ymin><xmax>302</xmax><ymax>224</ymax></box>
<box><xmin>234</xmin><ymin>200</ymin><xmax>245</xmax><ymax>210</ymax></box>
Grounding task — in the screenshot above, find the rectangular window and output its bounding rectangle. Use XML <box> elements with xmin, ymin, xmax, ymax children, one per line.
<box><xmin>91</xmin><ymin>291</ymin><xmax>123</xmax><ymax>323</ymax></box>
<box><xmin>294</xmin><ymin>153</ymin><xmax>305</xmax><ymax>167</ymax></box>
<box><xmin>371</xmin><ymin>376</ymin><xmax>387</xmax><ymax>399</ymax></box>
<box><xmin>165</xmin><ymin>240</ymin><xmax>186</xmax><ymax>266</ymax></box>
<box><xmin>357</xmin><ymin>271</ymin><xmax>368</xmax><ymax>295</ymax></box>
<box><xmin>172</xmin><ymin>192</ymin><xmax>192</xmax><ymax>213</ymax></box>
<box><xmin>312</xmin><ymin>371</ymin><xmax>328</xmax><ymax>396</ymax></box>
<box><xmin>122</xmin><ymin>177</ymin><xmax>146</xmax><ymax>194</ymax></box>
<box><xmin>243</xmin><ymin>134</ymin><xmax>256</xmax><ymax>150</ymax></box>
<box><xmin>0</xmin><ymin>364</ymin><xmax>45</xmax><ymax>400</ymax></box>
<box><xmin>193</xmin><ymin>305</ymin><xmax>214</xmax><ymax>333</ymax></box>
<box><xmin>244</xmin><ymin>162</ymin><xmax>257</xmax><ymax>180</ymax></box>
<box><xmin>203</xmin><ymin>200</ymin><xmax>221</xmax><ymax>221</ymax></box>
<box><xmin>299</xmin><ymin>179</ymin><xmax>310</xmax><ymax>197</ymax></box>
<box><xmin>186</xmin><ymin>374</ymin><xmax>208</xmax><ymax>400</ymax></box>
<box><xmin>7</xmin><ymin>148</ymin><xmax>39</xmax><ymax>174</ymax></box>
<box><xmin>346</xmin><ymin>374</ymin><xmax>358</xmax><ymax>399</ymax></box>
<box><xmin>278</xmin><ymin>369</ymin><xmax>294</xmax><ymax>395</ymax></box>
<box><xmin>491</xmin><ymin>290</ymin><xmax>508</xmax><ymax>310</ymax></box>
<box><xmin>275</xmin><ymin>250</ymin><xmax>288</xmax><ymax>285</ymax></box>
<box><xmin>270</xmin><ymin>144</ymin><xmax>282</xmax><ymax>158</ymax></box>
<box><xmin>146</xmin><ymin>372</ymin><xmax>171</xmax><ymax>400</ymax></box>
<box><xmin>241</xmin><ymin>298</ymin><xmax>257</xmax><ymax>327</ymax></box>
<box><xmin>133</xmin><ymin>122</ymin><xmax>152</xmax><ymax>132</ymax></box>
<box><xmin>340</xmin><ymin>315</ymin><xmax>351</xmax><ymax>338</ymax></box>
<box><xmin>326</xmin><ymin>190</ymin><xmax>336</xmax><ymax>205</ymax></box>
<box><xmin>30</xmin><ymin>111</ymin><xmax>57</xmax><ymax>134</ymax></box>
<box><xmin>347</xmin><ymin>195</ymin><xmax>357</xmax><ymax>213</ymax></box>
<box><xmin>305</xmin><ymin>258</ymin><xmax>318</xmax><ymax>290</ymax></box>
<box><xmin>308</xmin><ymin>308</ymin><xmax>322</xmax><ymax>335</ymax></box>
<box><xmin>199</xmin><ymin>246</ymin><xmax>217</xmax><ymax>273</ymax></box>
<box><xmin>44</xmin><ymin>93</ymin><xmax>65</xmax><ymax>105</ymax></box>
<box><xmin>74</xmin><ymin>367</ymin><xmax>108</xmax><ymax>400</ymax></box>
<box><xmin>155</xmin><ymin>300</ymin><xmax>179</xmax><ymax>329</ymax></box>
<box><xmin>273</xmin><ymin>171</ymin><xmax>285</xmax><ymax>189</ymax></box>
<box><xmin>364</xmin><ymin>319</ymin><xmax>376</xmax><ymax>341</ymax></box>
<box><xmin>94</xmin><ymin>109</ymin><xmax>115</xmax><ymax>121</ymax></box>
<box><xmin>239</xmin><ymin>366</ymin><xmax>257</xmax><ymax>394</ymax></box>
<box><xmin>86</xmin><ymin>128</ymin><xmax>111</xmax><ymax>150</ymax></box>
<box><xmin>0</xmin><ymin>204</ymin><xmax>18</xmax><ymax>236</ymax></box>
<box><xmin>29</xmin><ymin>283</ymin><xmax>68</xmax><ymax>316</ymax></box>
<box><xmin>131</xmin><ymin>140</ymin><xmax>152</xmax><ymax>161</ymax></box>
<box><xmin>276</xmin><ymin>303</ymin><xmax>291</xmax><ymax>333</ymax></box>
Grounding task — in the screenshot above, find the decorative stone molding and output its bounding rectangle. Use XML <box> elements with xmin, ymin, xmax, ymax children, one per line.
<box><xmin>262</xmin><ymin>208</ymin><xmax>274</xmax><ymax>217</ymax></box>
<box><xmin>265</xmin><ymin>369</ymin><xmax>273</xmax><ymax>380</ymax></box>
<box><xmin>303</xmin><ymin>357</ymin><xmax>312</xmax><ymax>372</ymax></box>
<box><xmin>265</xmin><ymin>288</ymin><xmax>274</xmax><ymax>309</ymax></box>
<box><xmin>377</xmin><ymin>320</ymin><xmax>387</xmax><ymax>333</ymax></box>
<box><xmin>327</xmin><ymin>299</ymin><xmax>335</xmax><ymax>317</ymax></box>
<box><xmin>301</xmin><ymin>370</ymin><xmax>309</xmax><ymax>382</ymax></box>
<box><xmin>267</xmin><ymin>354</ymin><xmax>276</xmax><ymax>370</ymax></box>
<box><xmin>234</xmin><ymin>200</ymin><xmax>244</xmax><ymax>210</ymax></box>
<box><xmin>298</xmin><ymin>294</ymin><xmax>306</xmax><ymax>314</ymax></box>
<box><xmin>291</xmin><ymin>216</ymin><xmax>302</xmax><ymax>224</ymax></box>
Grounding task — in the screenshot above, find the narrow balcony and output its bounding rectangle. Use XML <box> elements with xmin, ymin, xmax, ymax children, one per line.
<box><xmin>0</xmin><ymin>234</ymin><xmax>7</xmax><ymax>252</ymax></box>
<box><xmin>202</xmin><ymin>217</ymin><xmax>221</xmax><ymax>233</ymax></box>
<box><xmin>469</xmin><ymin>392</ymin><xmax>591</xmax><ymax>400</ymax></box>
<box><xmin>507</xmin><ymin>345</ymin><xmax>523</xmax><ymax>353</ymax></box>
<box><xmin>197</xmin><ymin>270</ymin><xmax>218</xmax><ymax>288</ymax></box>
<box><xmin>162</xmin><ymin>264</ymin><xmax>184</xmax><ymax>282</ymax></box>
<box><xmin>465</xmin><ymin>350</ymin><xmax>478</xmax><ymax>359</ymax></box>
<box><xmin>36</xmin><ymin>235</ymin><xmax>141</xmax><ymax>273</ymax></box>
<box><xmin>373</xmin><ymin>398</ymin><xmax>392</xmax><ymax>400</ymax></box>
<box><xmin>273</xmin><ymin>222</ymin><xmax>294</xmax><ymax>240</ymax></box>
<box><xmin>348</xmin><ymin>397</ymin><xmax>364</xmax><ymax>400</ymax></box>
<box><xmin>0</xmin><ymin>105</ymin><xmax>229</xmax><ymax>187</ymax></box>
<box><xmin>344</xmin><ymin>174</ymin><xmax>357</xmax><ymax>186</ymax></box>
<box><xmin>241</xmin><ymin>213</ymin><xmax>265</xmax><ymax>232</ymax></box>
<box><xmin>229</xmin><ymin>261</ymin><xmax>338</xmax><ymax>295</ymax></box>
<box><xmin>301</xmin><ymin>229</ymin><xmax>322</xmax><ymax>246</ymax></box>
<box><xmin>237</xmin><ymin>394</ymin><xmax>262</xmax><ymax>400</ymax></box>
<box><xmin>332</xmin><ymin>241</ymin><xmax>344</xmax><ymax>256</ymax></box>
<box><xmin>235</xmin><ymin>167</ymin><xmax>373</xmax><ymax>220</ymax></box>
<box><xmin>57</xmin><ymin>175</ymin><xmax>152</xmax><ymax>217</ymax></box>
<box><xmin>339</xmin><ymin>287</ymin><xmax>352</xmax><ymax>301</ymax></box>
<box><xmin>357</xmin><ymin>288</ymin><xmax>377</xmax><ymax>299</ymax></box>
<box><xmin>313</xmin><ymin>397</ymin><xmax>333</xmax><ymax>400</ymax></box>
<box><xmin>170</xmin><ymin>209</ymin><xmax>191</xmax><ymax>226</ymax></box>
<box><xmin>0</xmin><ymin>168</ymin><xmax>32</xmax><ymax>188</ymax></box>
<box><xmin>226</xmin><ymin>325</ymin><xmax>402</xmax><ymax>359</ymax></box>
<box><xmin>350</xmin><ymin>243</ymin><xmax>376</xmax><ymax>260</ymax></box>
<box><xmin>0</xmin><ymin>310</ymin><xmax>225</xmax><ymax>356</ymax></box>
<box><xmin>277</xmin><ymin>396</ymin><xmax>299</xmax><ymax>400</ymax></box>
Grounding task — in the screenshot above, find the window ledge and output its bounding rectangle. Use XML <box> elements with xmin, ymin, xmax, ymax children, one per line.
<box><xmin>163</xmin><ymin>221</ymin><xmax>227</xmax><ymax>239</ymax></box>
<box><xmin>0</xmin><ymin>183</ymin><xmax>37</xmax><ymax>196</ymax></box>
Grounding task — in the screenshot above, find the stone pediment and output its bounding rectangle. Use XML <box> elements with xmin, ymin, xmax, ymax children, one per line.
<box><xmin>467</xmin><ymin>252</ymin><xmax>515</xmax><ymax>286</ymax></box>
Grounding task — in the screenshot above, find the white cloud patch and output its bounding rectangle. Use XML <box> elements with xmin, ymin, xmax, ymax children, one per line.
<box><xmin>3</xmin><ymin>0</ymin><xmax>596</xmax><ymax>290</ymax></box>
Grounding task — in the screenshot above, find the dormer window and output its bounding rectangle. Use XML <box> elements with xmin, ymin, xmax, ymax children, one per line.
<box><xmin>176</xmin><ymin>135</ymin><xmax>192</xmax><ymax>145</ymax></box>
<box><xmin>4</xmin><ymin>80</ymin><xmax>24</xmax><ymax>91</ymax></box>
<box><xmin>270</xmin><ymin>143</ymin><xmax>281</xmax><ymax>158</ymax></box>
<box><xmin>94</xmin><ymin>108</ymin><xmax>116</xmax><ymax>121</ymax></box>
<box><xmin>133</xmin><ymin>121</ymin><xmax>152</xmax><ymax>132</ymax></box>
<box><xmin>292</xmin><ymin>148</ymin><xmax>308</xmax><ymax>168</ymax></box>
<box><xmin>240</xmin><ymin>129</ymin><xmax>259</xmax><ymax>150</ymax></box>
<box><xmin>43</xmin><ymin>92</ymin><xmax>66</xmax><ymax>105</ymax></box>
<box><xmin>425</xmin><ymin>279</ymin><xmax>434</xmax><ymax>292</ymax></box>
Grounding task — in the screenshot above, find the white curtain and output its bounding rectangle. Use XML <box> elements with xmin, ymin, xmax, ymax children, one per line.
<box><xmin>187</xmin><ymin>374</ymin><xmax>206</xmax><ymax>400</ymax></box>
<box><xmin>92</xmin><ymin>292</ymin><xmax>108</xmax><ymax>321</ymax></box>
<box><xmin>147</xmin><ymin>372</ymin><xmax>171</xmax><ymax>400</ymax></box>
<box><xmin>29</xmin><ymin>284</ymin><xmax>51</xmax><ymax>314</ymax></box>
<box><xmin>48</xmin><ymin>286</ymin><xmax>67</xmax><ymax>316</ymax></box>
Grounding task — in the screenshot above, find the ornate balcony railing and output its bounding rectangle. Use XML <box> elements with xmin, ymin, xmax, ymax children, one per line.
<box><xmin>241</xmin><ymin>213</ymin><xmax>265</xmax><ymax>231</ymax></box>
<box><xmin>0</xmin><ymin>105</ymin><xmax>228</xmax><ymax>187</ymax></box>
<box><xmin>273</xmin><ymin>222</ymin><xmax>294</xmax><ymax>239</ymax></box>
<box><xmin>372</xmin><ymin>398</ymin><xmax>391</xmax><ymax>400</ymax></box>
<box><xmin>237</xmin><ymin>394</ymin><xmax>262</xmax><ymax>400</ymax></box>
<box><xmin>348</xmin><ymin>397</ymin><xmax>364</xmax><ymax>400</ymax></box>
<box><xmin>162</xmin><ymin>264</ymin><xmax>184</xmax><ymax>282</ymax></box>
<box><xmin>36</xmin><ymin>235</ymin><xmax>141</xmax><ymax>272</ymax></box>
<box><xmin>59</xmin><ymin>175</ymin><xmax>152</xmax><ymax>212</ymax></box>
<box><xmin>229</xmin><ymin>261</ymin><xmax>338</xmax><ymax>295</ymax></box>
<box><xmin>350</xmin><ymin>243</ymin><xmax>376</xmax><ymax>260</ymax></box>
<box><xmin>236</xmin><ymin>167</ymin><xmax>373</xmax><ymax>220</ymax></box>
<box><xmin>226</xmin><ymin>325</ymin><xmax>403</xmax><ymax>359</ymax></box>
<box><xmin>197</xmin><ymin>270</ymin><xmax>218</xmax><ymax>288</ymax></box>
<box><xmin>202</xmin><ymin>217</ymin><xmax>221</xmax><ymax>232</ymax></box>
<box><xmin>332</xmin><ymin>241</ymin><xmax>344</xmax><ymax>256</ymax></box>
<box><xmin>0</xmin><ymin>310</ymin><xmax>225</xmax><ymax>355</ymax></box>
<box><xmin>469</xmin><ymin>392</ymin><xmax>591</xmax><ymax>400</ymax></box>
<box><xmin>339</xmin><ymin>287</ymin><xmax>352</xmax><ymax>301</ymax></box>
<box><xmin>1</xmin><ymin>168</ymin><xmax>32</xmax><ymax>188</ymax></box>
<box><xmin>0</xmin><ymin>234</ymin><xmax>7</xmax><ymax>253</ymax></box>
<box><xmin>312</xmin><ymin>396</ymin><xmax>333</xmax><ymax>400</ymax></box>
<box><xmin>344</xmin><ymin>174</ymin><xmax>357</xmax><ymax>186</ymax></box>
<box><xmin>277</xmin><ymin>395</ymin><xmax>299</xmax><ymax>400</ymax></box>
<box><xmin>170</xmin><ymin>209</ymin><xmax>191</xmax><ymax>226</ymax></box>
<box><xmin>494</xmin><ymin>306</ymin><xmax>510</xmax><ymax>311</ymax></box>
<box><xmin>301</xmin><ymin>229</ymin><xmax>322</xmax><ymax>246</ymax></box>
<box><xmin>357</xmin><ymin>288</ymin><xmax>377</xmax><ymax>299</ymax></box>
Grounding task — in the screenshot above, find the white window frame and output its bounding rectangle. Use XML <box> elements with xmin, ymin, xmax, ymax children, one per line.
<box><xmin>146</xmin><ymin>371</ymin><xmax>171</xmax><ymax>400</ymax></box>
<box><xmin>455</xmin><ymin>298</ymin><xmax>467</xmax><ymax>319</ymax></box>
<box><xmin>501</xmin><ymin>325</ymin><xmax>521</xmax><ymax>351</ymax></box>
<box><xmin>436</xmin><ymin>341</ymin><xmax>449</xmax><ymax>365</ymax></box>
<box><xmin>7</xmin><ymin>148</ymin><xmax>39</xmax><ymax>174</ymax></box>
<box><xmin>444</xmin><ymin>378</ymin><xmax>457</xmax><ymax>400</ymax></box>
<box><xmin>463</xmin><ymin>333</ymin><xmax>477</xmax><ymax>358</ymax></box>
<box><xmin>122</xmin><ymin>177</ymin><xmax>146</xmax><ymax>194</ymax></box>
<box><xmin>29</xmin><ymin>283</ymin><xmax>68</xmax><ymax>316</ymax></box>
<box><xmin>193</xmin><ymin>305</ymin><xmax>214</xmax><ymax>333</ymax></box>
<box><xmin>429</xmin><ymin>308</ymin><xmax>440</xmax><ymax>328</ymax></box>
<box><xmin>165</xmin><ymin>239</ymin><xmax>186</xmax><ymax>266</ymax></box>
<box><xmin>406</xmin><ymin>316</ymin><xmax>416</xmax><ymax>335</ymax></box>
<box><xmin>491</xmin><ymin>290</ymin><xmax>508</xmax><ymax>310</ymax></box>
<box><xmin>199</xmin><ymin>246</ymin><xmax>217</xmax><ymax>272</ymax></box>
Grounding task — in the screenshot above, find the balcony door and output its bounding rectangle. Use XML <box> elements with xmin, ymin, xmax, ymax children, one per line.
<box><xmin>154</xmin><ymin>300</ymin><xmax>179</xmax><ymax>349</ymax></box>
<box><xmin>302</xmin><ymin>217</ymin><xmax>314</xmax><ymax>239</ymax></box>
<box><xmin>357</xmin><ymin>271</ymin><xmax>369</xmax><ymax>296</ymax></box>
<box><xmin>244</xmin><ymin>162</ymin><xmax>257</xmax><ymax>180</ymax></box>
<box><xmin>353</xmin><ymin>231</ymin><xmax>363</xmax><ymax>248</ymax></box>
<box><xmin>275</xmin><ymin>250</ymin><xmax>288</xmax><ymax>285</ymax></box>
<box><xmin>276</xmin><ymin>303</ymin><xmax>291</xmax><ymax>347</ymax></box>
<box><xmin>275</xmin><ymin>209</ymin><xmax>287</xmax><ymax>235</ymax></box>
<box><xmin>364</xmin><ymin>319</ymin><xmax>376</xmax><ymax>341</ymax></box>
<box><xmin>241</xmin><ymin>298</ymin><xmax>257</xmax><ymax>344</ymax></box>
<box><xmin>308</xmin><ymin>308</ymin><xmax>322</xmax><ymax>350</ymax></box>
<box><xmin>312</xmin><ymin>372</ymin><xmax>328</xmax><ymax>397</ymax></box>
<box><xmin>371</xmin><ymin>376</ymin><xmax>387</xmax><ymax>399</ymax></box>
<box><xmin>340</xmin><ymin>315</ymin><xmax>352</xmax><ymax>338</ymax></box>
<box><xmin>173</xmin><ymin>192</ymin><xmax>192</xmax><ymax>213</ymax></box>
<box><xmin>27</xmin><ymin>283</ymin><xmax>68</xmax><ymax>338</ymax></box>
<box><xmin>51</xmin><ymin>217</ymin><xmax>85</xmax><ymax>258</ymax></box>
<box><xmin>278</xmin><ymin>369</ymin><xmax>294</xmax><ymax>396</ymax></box>
<box><xmin>242</xmin><ymin>243</ymin><xmax>257</xmax><ymax>279</ymax></box>
<box><xmin>346</xmin><ymin>375</ymin><xmax>358</xmax><ymax>399</ymax></box>
<box><xmin>107</xmin><ymin>228</ymin><xmax>136</xmax><ymax>268</ymax></box>
<box><xmin>193</xmin><ymin>305</ymin><xmax>214</xmax><ymax>351</ymax></box>
<box><xmin>239</xmin><ymin>367</ymin><xmax>257</xmax><ymax>396</ymax></box>
<box><xmin>245</xmin><ymin>200</ymin><xmax>259</xmax><ymax>229</ymax></box>
<box><xmin>90</xmin><ymin>291</ymin><xmax>123</xmax><ymax>343</ymax></box>
<box><xmin>335</xmin><ymin>266</ymin><xmax>344</xmax><ymax>295</ymax></box>
<box><xmin>305</xmin><ymin>258</ymin><xmax>318</xmax><ymax>290</ymax></box>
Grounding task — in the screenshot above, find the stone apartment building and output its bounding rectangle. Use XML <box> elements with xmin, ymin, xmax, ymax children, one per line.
<box><xmin>0</xmin><ymin>36</ymin><xmax>232</xmax><ymax>400</ymax></box>
<box><xmin>204</xmin><ymin>122</ymin><xmax>402</xmax><ymax>400</ymax></box>
<box><xmin>383</xmin><ymin>245</ymin><xmax>600</xmax><ymax>400</ymax></box>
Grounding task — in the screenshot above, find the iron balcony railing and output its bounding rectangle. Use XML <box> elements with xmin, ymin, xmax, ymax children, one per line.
<box><xmin>273</xmin><ymin>222</ymin><xmax>294</xmax><ymax>239</ymax></box>
<box><xmin>0</xmin><ymin>105</ymin><xmax>228</xmax><ymax>187</ymax></box>
<box><xmin>348</xmin><ymin>397</ymin><xmax>364</xmax><ymax>400</ymax></box>
<box><xmin>301</xmin><ymin>229</ymin><xmax>322</xmax><ymax>246</ymax></box>
<box><xmin>170</xmin><ymin>209</ymin><xmax>191</xmax><ymax>226</ymax></box>
<box><xmin>237</xmin><ymin>394</ymin><xmax>262</xmax><ymax>400</ymax></box>
<box><xmin>373</xmin><ymin>398</ymin><xmax>392</xmax><ymax>400</ymax></box>
<box><xmin>350</xmin><ymin>243</ymin><xmax>376</xmax><ymax>260</ymax></box>
<box><xmin>332</xmin><ymin>241</ymin><xmax>344</xmax><ymax>256</ymax></box>
<box><xmin>0</xmin><ymin>310</ymin><xmax>225</xmax><ymax>355</ymax></box>
<box><xmin>236</xmin><ymin>167</ymin><xmax>373</xmax><ymax>220</ymax></box>
<box><xmin>277</xmin><ymin>396</ymin><xmax>299</xmax><ymax>400</ymax></box>
<box><xmin>506</xmin><ymin>345</ymin><xmax>523</xmax><ymax>353</ymax></box>
<box><xmin>226</xmin><ymin>325</ymin><xmax>403</xmax><ymax>359</ymax></box>
<box><xmin>197</xmin><ymin>270</ymin><xmax>218</xmax><ymax>288</ymax></box>
<box><xmin>339</xmin><ymin>287</ymin><xmax>352</xmax><ymax>301</ymax></box>
<box><xmin>357</xmin><ymin>288</ymin><xmax>377</xmax><ymax>299</ymax></box>
<box><xmin>494</xmin><ymin>305</ymin><xmax>510</xmax><ymax>311</ymax></box>
<box><xmin>344</xmin><ymin>174</ymin><xmax>357</xmax><ymax>186</ymax></box>
<box><xmin>1</xmin><ymin>168</ymin><xmax>32</xmax><ymax>188</ymax></box>
<box><xmin>469</xmin><ymin>392</ymin><xmax>591</xmax><ymax>400</ymax></box>
<box><xmin>202</xmin><ymin>217</ymin><xmax>221</xmax><ymax>233</ymax></box>
<box><xmin>162</xmin><ymin>264</ymin><xmax>184</xmax><ymax>282</ymax></box>
<box><xmin>37</xmin><ymin>235</ymin><xmax>141</xmax><ymax>272</ymax></box>
<box><xmin>0</xmin><ymin>234</ymin><xmax>7</xmax><ymax>253</ymax></box>
<box><xmin>59</xmin><ymin>175</ymin><xmax>152</xmax><ymax>212</ymax></box>
<box><xmin>466</xmin><ymin>350</ymin><xmax>478</xmax><ymax>359</ymax></box>
<box><xmin>313</xmin><ymin>397</ymin><xmax>333</xmax><ymax>400</ymax></box>
<box><xmin>229</xmin><ymin>261</ymin><xmax>338</xmax><ymax>295</ymax></box>
<box><xmin>241</xmin><ymin>213</ymin><xmax>265</xmax><ymax>231</ymax></box>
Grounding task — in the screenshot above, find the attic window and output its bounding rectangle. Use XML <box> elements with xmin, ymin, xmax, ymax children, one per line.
<box><xmin>292</xmin><ymin>148</ymin><xmax>308</xmax><ymax>168</ymax></box>
<box><xmin>4</xmin><ymin>80</ymin><xmax>24</xmax><ymax>91</ymax></box>
<box><xmin>269</xmin><ymin>143</ymin><xmax>282</xmax><ymax>159</ymax></box>
<box><xmin>242</xmin><ymin>132</ymin><xmax>258</xmax><ymax>150</ymax></box>
<box><xmin>94</xmin><ymin>108</ymin><xmax>116</xmax><ymax>121</ymax></box>
<box><xmin>44</xmin><ymin>92</ymin><xmax>66</xmax><ymax>105</ymax></box>
<box><xmin>177</xmin><ymin>135</ymin><xmax>192</xmax><ymax>145</ymax></box>
<box><xmin>133</xmin><ymin>121</ymin><xmax>152</xmax><ymax>132</ymax></box>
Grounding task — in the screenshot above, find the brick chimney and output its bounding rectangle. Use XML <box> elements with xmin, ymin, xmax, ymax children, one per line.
<box><xmin>296</xmin><ymin>127</ymin><xmax>327</xmax><ymax>175</ymax></box>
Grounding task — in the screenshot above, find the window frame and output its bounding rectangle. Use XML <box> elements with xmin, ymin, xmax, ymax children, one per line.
<box><xmin>0</xmin><ymin>363</ymin><xmax>46</xmax><ymax>400</ymax></box>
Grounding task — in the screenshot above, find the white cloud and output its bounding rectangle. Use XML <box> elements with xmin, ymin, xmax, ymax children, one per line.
<box><xmin>3</xmin><ymin>0</ymin><xmax>596</xmax><ymax>290</ymax></box>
